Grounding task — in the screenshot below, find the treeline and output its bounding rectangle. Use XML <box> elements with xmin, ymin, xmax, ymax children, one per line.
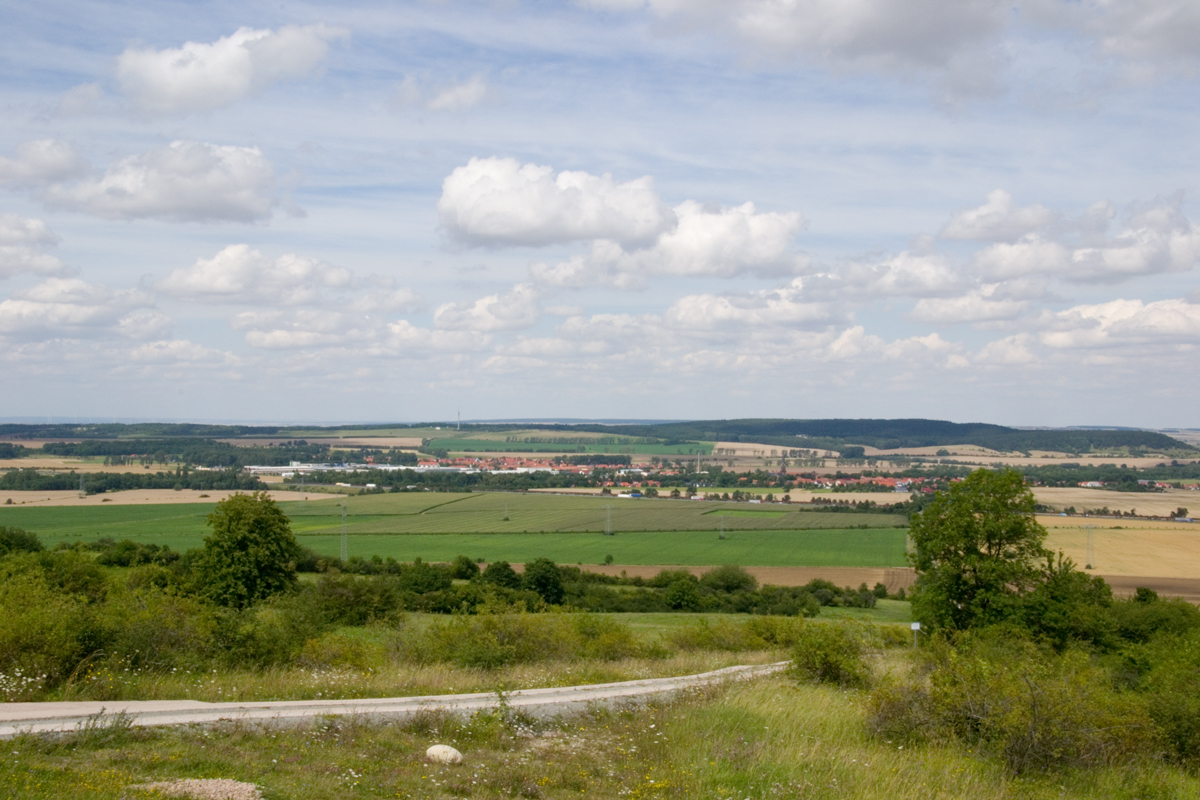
<box><xmin>0</xmin><ymin>468</ymin><xmax>264</xmax><ymax>494</ymax></box>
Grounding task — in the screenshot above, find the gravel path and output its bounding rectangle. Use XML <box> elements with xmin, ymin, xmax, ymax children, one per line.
<box><xmin>0</xmin><ymin>662</ymin><xmax>787</xmax><ymax>739</ymax></box>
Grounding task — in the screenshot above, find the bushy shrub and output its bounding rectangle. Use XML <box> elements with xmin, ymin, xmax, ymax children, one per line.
<box><xmin>744</xmin><ymin>615</ymin><xmax>809</xmax><ymax>647</ymax></box>
<box><xmin>398</xmin><ymin>610</ymin><xmax>649</xmax><ymax>669</ymax></box>
<box><xmin>450</xmin><ymin>555</ymin><xmax>480</xmax><ymax>580</ymax></box>
<box><xmin>299</xmin><ymin>628</ymin><xmax>395</xmax><ymax>672</ymax></box>
<box><xmin>307</xmin><ymin>573</ymin><xmax>405</xmax><ymax>625</ymax></box>
<box><xmin>215</xmin><ymin>592</ymin><xmax>331</xmax><ymax>668</ymax></box>
<box><xmin>1128</xmin><ymin>630</ymin><xmax>1200</xmax><ymax>764</ymax></box>
<box><xmin>867</xmin><ymin>633</ymin><xmax>1159</xmax><ymax>774</ymax></box>
<box><xmin>0</xmin><ymin>525</ymin><xmax>43</xmax><ymax>555</ymax></box>
<box><xmin>700</xmin><ymin>565</ymin><xmax>757</xmax><ymax>593</ymax></box>
<box><xmin>1110</xmin><ymin>595</ymin><xmax>1200</xmax><ymax>644</ymax></box>
<box><xmin>0</xmin><ymin>570</ymin><xmax>91</xmax><ymax>699</ymax></box>
<box><xmin>665</xmin><ymin>578</ymin><xmax>704</xmax><ymax>611</ymax></box>
<box><xmin>649</xmin><ymin>568</ymin><xmax>697</xmax><ymax>588</ymax></box>
<box><xmin>98</xmin><ymin>585</ymin><xmax>218</xmax><ymax>671</ymax></box>
<box><xmin>522</xmin><ymin>557</ymin><xmax>564</xmax><ymax>605</ymax></box>
<box><xmin>666</xmin><ymin>619</ymin><xmax>767</xmax><ymax>652</ymax></box>
<box><xmin>788</xmin><ymin>621</ymin><xmax>874</xmax><ymax>689</ymax></box>
<box><xmin>481</xmin><ymin>560</ymin><xmax>522</xmax><ymax>589</ymax></box>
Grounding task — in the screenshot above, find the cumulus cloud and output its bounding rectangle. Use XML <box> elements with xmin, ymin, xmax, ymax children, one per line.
<box><xmin>158</xmin><ymin>244</ymin><xmax>352</xmax><ymax>305</ymax></box>
<box><xmin>910</xmin><ymin>286</ymin><xmax>1028</xmax><ymax>324</ymax></box>
<box><xmin>37</xmin><ymin>141</ymin><xmax>280</xmax><ymax>223</ymax></box>
<box><xmin>0</xmin><ymin>215</ymin><xmax>71</xmax><ymax>281</ymax></box>
<box><xmin>664</xmin><ymin>280</ymin><xmax>840</xmax><ymax>332</ymax></box>
<box><xmin>1037</xmin><ymin>297</ymin><xmax>1200</xmax><ymax>349</ymax></box>
<box><xmin>0</xmin><ymin>140</ymin><xmax>89</xmax><ymax>186</ymax></box>
<box><xmin>116</xmin><ymin>24</ymin><xmax>347</xmax><ymax>114</ymax></box>
<box><xmin>0</xmin><ymin>278</ymin><xmax>168</xmax><ymax>340</ymax></box>
<box><xmin>434</xmin><ymin>283</ymin><xmax>541</xmax><ymax>332</ymax></box>
<box><xmin>973</xmin><ymin>194</ymin><xmax>1200</xmax><ymax>283</ymax></box>
<box><xmin>941</xmin><ymin>189</ymin><xmax>1059</xmax><ymax>242</ymax></box>
<box><xmin>439</xmin><ymin>157</ymin><xmax>672</xmax><ymax>248</ymax></box>
<box><xmin>532</xmin><ymin>201</ymin><xmax>808</xmax><ymax>286</ymax></box>
<box><xmin>231</xmin><ymin>309</ymin><xmax>378</xmax><ymax>350</ymax></box>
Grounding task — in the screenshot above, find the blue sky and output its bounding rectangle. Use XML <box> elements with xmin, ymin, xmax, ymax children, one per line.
<box><xmin>2</xmin><ymin>0</ymin><xmax>1199</xmax><ymax>427</ymax></box>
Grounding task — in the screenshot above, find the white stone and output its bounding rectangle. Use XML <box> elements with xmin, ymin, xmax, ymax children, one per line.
<box><xmin>425</xmin><ymin>744</ymin><xmax>463</xmax><ymax>764</ymax></box>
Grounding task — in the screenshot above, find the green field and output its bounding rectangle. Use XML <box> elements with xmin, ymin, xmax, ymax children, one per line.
<box><xmin>1</xmin><ymin>491</ymin><xmax>908</xmax><ymax>566</ymax></box>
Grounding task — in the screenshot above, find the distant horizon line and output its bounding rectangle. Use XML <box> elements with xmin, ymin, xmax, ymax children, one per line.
<box><xmin>0</xmin><ymin>416</ymin><xmax>1195</xmax><ymax>433</ymax></box>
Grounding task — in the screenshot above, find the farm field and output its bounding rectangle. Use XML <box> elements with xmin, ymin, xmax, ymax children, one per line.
<box><xmin>290</xmin><ymin>528</ymin><xmax>908</xmax><ymax>567</ymax></box>
<box><xmin>0</xmin><ymin>488</ymin><xmax>337</xmax><ymax>508</ymax></box>
<box><xmin>1032</xmin><ymin>487</ymin><xmax>1197</xmax><ymax>516</ymax></box>
<box><xmin>1</xmin><ymin>490</ymin><xmax>910</xmax><ymax>567</ymax></box>
<box><xmin>1041</xmin><ymin>517</ymin><xmax>1200</xmax><ymax>579</ymax></box>
<box><xmin>428</xmin><ymin>437</ymin><xmax>713</xmax><ymax>455</ymax></box>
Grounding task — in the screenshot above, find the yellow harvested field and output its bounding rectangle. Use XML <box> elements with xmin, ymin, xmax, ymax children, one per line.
<box><xmin>1033</xmin><ymin>487</ymin><xmax>1197</xmax><ymax>516</ymax></box>
<box><xmin>0</xmin><ymin>488</ymin><xmax>346</xmax><ymax>507</ymax></box>
<box><xmin>1043</xmin><ymin>522</ymin><xmax>1200</xmax><ymax>579</ymax></box>
<box><xmin>0</xmin><ymin>457</ymin><xmax>150</xmax><ymax>473</ymax></box>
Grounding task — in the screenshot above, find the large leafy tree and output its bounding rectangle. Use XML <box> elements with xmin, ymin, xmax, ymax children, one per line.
<box><xmin>195</xmin><ymin>491</ymin><xmax>301</xmax><ymax>609</ymax></box>
<box><xmin>909</xmin><ymin>469</ymin><xmax>1051</xmax><ymax>631</ymax></box>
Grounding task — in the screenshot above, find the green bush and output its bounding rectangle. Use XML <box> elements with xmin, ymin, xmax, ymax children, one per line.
<box><xmin>215</xmin><ymin>592</ymin><xmax>331</xmax><ymax>668</ymax></box>
<box><xmin>0</xmin><ymin>570</ymin><xmax>91</xmax><ymax>699</ymax></box>
<box><xmin>867</xmin><ymin>633</ymin><xmax>1159</xmax><ymax>774</ymax></box>
<box><xmin>1129</xmin><ymin>631</ymin><xmax>1200</xmax><ymax>764</ymax></box>
<box><xmin>700</xmin><ymin>564</ymin><xmax>758</xmax><ymax>593</ymax></box>
<box><xmin>0</xmin><ymin>525</ymin><xmax>43</xmax><ymax>555</ymax></box>
<box><xmin>99</xmin><ymin>585</ymin><xmax>218</xmax><ymax>672</ymax></box>
<box><xmin>299</xmin><ymin>628</ymin><xmax>395</xmax><ymax>672</ymax></box>
<box><xmin>666</xmin><ymin>619</ymin><xmax>767</xmax><ymax>652</ymax></box>
<box><xmin>398</xmin><ymin>610</ymin><xmax>649</xmax><ymax>669</ymax></box>
<box><xmin>743</xmin><ymin>615</ymin><xmax>809</xmax><ymax>647</ymax></box>
<box><xmin>787</xmin><ymin>621</ymin><xmax>874</xmax><ymax>689</ymax></box>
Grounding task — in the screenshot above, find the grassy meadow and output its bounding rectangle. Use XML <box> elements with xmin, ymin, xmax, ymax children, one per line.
<box><xmin>2</xmin><ymin>490</ymin><xmax>909</xmax><ymax>567</ymax></box>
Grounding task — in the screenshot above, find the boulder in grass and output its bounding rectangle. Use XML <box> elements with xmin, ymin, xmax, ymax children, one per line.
<box><xmin>425</xmin><ymin>744</ymin><xmax>463</xmax><ymax>764</ymax></box>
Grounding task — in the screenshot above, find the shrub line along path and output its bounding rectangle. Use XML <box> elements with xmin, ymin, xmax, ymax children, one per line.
<box><xmin>0</xmin><ymin>663</ymin><xmax>787</xmax><ymax>739</ymax></box>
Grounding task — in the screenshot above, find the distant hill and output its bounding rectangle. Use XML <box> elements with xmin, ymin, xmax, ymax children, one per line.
<box><xmin>559</xmin><ymin>419</ymin><xmax>1195</xmax><ymax>453</ymax></box>
<box><xmin>0</xmin><ymin>418</ymin><xmax>1193</xmax><ymax>454</ymax></box>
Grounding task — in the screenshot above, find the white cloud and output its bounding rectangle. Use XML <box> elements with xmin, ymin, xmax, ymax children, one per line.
<box><xmin>0</xmin><ymin>215</ymin><xmax>71</xmax><ymax>281</ymax></box>
<box><xmin>158</xmin><ymin>244</ymin><xmax>352</xmax><ymax>305</ymax></box>
<box><xmin>972</xmin><ymin>194</ymin><xmax>1200</xmax><ymax>283</ymax></box>
<box><xmin>910</xmin><ymin>288</ymin><xmax>1028</xmax><ymax>323</ymax></box>
<box><xmin>975</xmin><ymin>333</ymin><xmax>1037</xmax><ymax>365</ymax></box>
<box><xmin>116</xmin><ymin>24</ymin><xmax>347</xmax><ymax>114</ymax></box>
<box><xmin>0</xmin><ymin>278</ymin><xmax>168</xmax><ymax>340</ymax></box>
<box><xmin>434</xmin><ymin>283</ymin><xmax>541</xmax><ymax>332</ymax></box>
<box><xmin>840</xmin><ymin>251</ymin><xmax>962</xmax><ymax>297</ymax></box>
<box><xmin>39</xmin><ymin>141</ymin><xmax>280</xmax><ymax>223</ymax></box>
<box><xmin>941</xmin><ymin>189</ymin><xmax>1059</xmax><ymax>242</ymax></box>
<box><xmin>0</xmin><ymin>140</ymin><xmax>89</xmax><ymax>186</ymax></box>
<box><xmin>438</xmin><ymin>157</ymin><xmax>672</xmax><ymax>248</ymax></box>
<box><xmin>664</xmin><ymin>280</ymin><xmax>839</xmax><ymax>331</ymax></box>
<box><xmin>532</xmin><ymin>200</ymin><xmax>808</xmax><ymax>286</ymax></box>
<box><xmin>1037</xmin><ymin>297</ymin><xmax>1200</xmax><ymax>350</ymax></box>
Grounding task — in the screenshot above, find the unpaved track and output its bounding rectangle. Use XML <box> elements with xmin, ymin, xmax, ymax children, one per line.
<box><xmin>0</xmin><ymin>663</ymin><xmax>786</xmax><ymax>739</ymax></box>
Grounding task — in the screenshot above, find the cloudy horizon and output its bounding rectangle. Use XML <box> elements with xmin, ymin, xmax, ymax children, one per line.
<box><xmin>3</xmin><ymin>1</ymin><xmax>1200</xmax><ymax>428</ymax></box>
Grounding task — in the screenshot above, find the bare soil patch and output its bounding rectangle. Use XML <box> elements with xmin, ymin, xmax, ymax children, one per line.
<box><xmin>575</xmin><ymin>564</ymin><xmax>917</xmax><ymax>593</ymax></box>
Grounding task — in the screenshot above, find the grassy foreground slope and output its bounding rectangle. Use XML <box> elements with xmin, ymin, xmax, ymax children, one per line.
<box><xmin>4</xmin><ymin>674</ymin><xmax>1192</xmax><ymax>800</ymax></box>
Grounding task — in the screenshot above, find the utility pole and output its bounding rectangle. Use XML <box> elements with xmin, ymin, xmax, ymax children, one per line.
<box><xmin>340</xmin><ymin>500</ymin><xmax>348</xmax><ymax>563</ymax></box>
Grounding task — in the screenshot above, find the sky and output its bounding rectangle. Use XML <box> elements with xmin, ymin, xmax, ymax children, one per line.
<box><xmin>2</xmin><ymin>0</ymin><xmax>1200</xmax><ymax>428</ymax></box>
